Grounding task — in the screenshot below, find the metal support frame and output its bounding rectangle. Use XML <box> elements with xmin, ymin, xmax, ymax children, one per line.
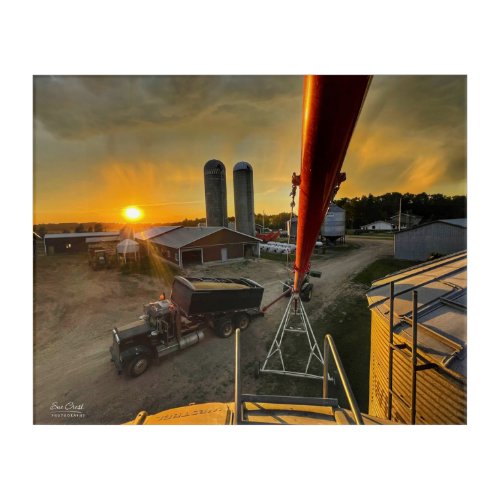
<box><xmin>386</xmin><ymin>286</ymin><xmax>433</xmax><ymax>424</ymax></box>
<box><xmin>410</xmin><ymin>291</ymin><xmax>418</xmax><ymax>425</ymax></box>
<box><xmin>387</xmin><ymin>281</ymin><xmax>395</xmax><ymax>420</ymax></box>
<box><xmin>234</xmin><ymin>328</ymin><xmax>242</xmax><ymax>425</ymax></box>
<box><xmin>259</xmin><ymin>294</ymin><xmax>328</xmax><ymax>380</ymax></box>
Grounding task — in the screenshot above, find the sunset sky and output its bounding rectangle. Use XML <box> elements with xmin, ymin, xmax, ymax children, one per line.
<box><xmin>33</xmin><ymin>75</ymin><xmax>466</xmax><ymax>224</ymax></box>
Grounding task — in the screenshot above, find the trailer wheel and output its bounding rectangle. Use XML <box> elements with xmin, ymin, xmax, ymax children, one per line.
<box><xmin>234</xmin><ymin>313</ymin><xmax>250</xmax><ymax>331</ymax></box>
<box><xmin>300</xmin><ymin>283</ymin><xmax>313</xmax><ymax>302</ymax></box>
<box><xmin>127</xmin><ymin>354</ymin><xmax>150</xmax><ymax>377</ymax></box>
<box><xmin>215</xmin><ymin>317</ymin><xmax>234</xmax><ymax>338</ymax></box>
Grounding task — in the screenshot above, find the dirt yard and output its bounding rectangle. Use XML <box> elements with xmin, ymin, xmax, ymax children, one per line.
<box><xmin>33</xmin><ymin>237</ymin><xmax>392</xmax><ymax>424</ymax></box>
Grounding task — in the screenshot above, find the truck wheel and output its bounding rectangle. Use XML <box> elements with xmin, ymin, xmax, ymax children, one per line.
<box><xmin>300</xmin><ymin>283</ymin><xmax>313</xmax><ymax>302</ymax></box>
<box><xmin>127</xmin><ymin>354</ymin><xmax>150</xmax><ymax>377</ymax></box>
<box><xmin>234</xmin><ymin>313</ymin><xmax>250</xmax><ymax>331</ymax></box>
<box><xmin>215</xmin><ymin>317</ymin><xmax>234</xmax><ymax>338</ymax></box>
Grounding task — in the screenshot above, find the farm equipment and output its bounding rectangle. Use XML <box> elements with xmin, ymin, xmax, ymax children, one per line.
<box><xmin>88</xmin><ymin>245</ymin><xmax>115</xmax><ymax>270</ymax></box>
<box><xmin>281</xmin><ymin>270</ymin><xmax>322</xmax><ymax>302</ymax></box>
<box><xmin>110</xmin><ymin>276</ymin><xmax>264</xmax><ymax>377</ymax></box>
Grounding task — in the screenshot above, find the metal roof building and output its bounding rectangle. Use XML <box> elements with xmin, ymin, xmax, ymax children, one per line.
<box><xmin>44</xmin><ymin>231</ymin><xmax>120</xmax><ymax>255</ymax></box>
<box><xmin>134</xmin><ymin>226</ymin><xmax>181</xmax><ymax>241</ymax></box>
<box><xmin>366</xmin><ymin>251</ymin><xmax>467</xmax><ymax>424</ymax></box>
<box><xmin>136</xmin><ymin>226</ymin><xmax>260</xmax><ymax>267</ymax></box>
<box><xmin>394</xmin><ymin>219</ymin><xmax>466</xmax><ymax>261</ymax></box>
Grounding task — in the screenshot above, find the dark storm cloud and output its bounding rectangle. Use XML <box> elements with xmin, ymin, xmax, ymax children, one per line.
<box><xmin>343</xmin><ymin>75</ymin><xmax>466</xmax><ymax>194</ymax></box>
<box><xmin>34</xmin><ymin>76</ymin><xmax>302</xmax><ymax>139</ymax></box>
<box><xmin>363</xmin><ymin>76</ymin><xmax>465</xmax><ymax>131</ymax></box>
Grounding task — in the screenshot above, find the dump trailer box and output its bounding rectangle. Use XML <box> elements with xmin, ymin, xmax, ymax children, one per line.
<box><xmin>171</xmin><ymin>276</ymin><xmax>264</xmax><ymax>316</ymax></box>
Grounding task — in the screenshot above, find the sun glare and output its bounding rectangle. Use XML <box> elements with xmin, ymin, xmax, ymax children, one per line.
<box><xmin>123</xmin><ymin>206</ymin><xmax>143</xmax><ymax>221</ymax></box>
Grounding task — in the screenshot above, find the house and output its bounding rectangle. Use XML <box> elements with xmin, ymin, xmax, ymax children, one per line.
<box><xmin>389</xmin><ymin>213</ymin><xmax>422</xmax><ymax>230</ymax></box>
<box><xmin>135</xmin><ymin>226</ymin><xmax>260</xmax><ymax>267</ymax></box>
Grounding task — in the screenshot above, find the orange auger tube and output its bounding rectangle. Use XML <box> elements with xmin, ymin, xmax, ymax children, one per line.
<box><xmin>293</xmin><ymin>75</ymin><xmax>371</xmax><ymax>292</ymax></box>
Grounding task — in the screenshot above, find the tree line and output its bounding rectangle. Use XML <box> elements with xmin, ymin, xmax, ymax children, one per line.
<box><xmin>33</xmin><ymin>192</ymin><xmax>466</xmax><ymax>235</ymax></box>
<box><xmin>259</xmin><ymin>192</ymin><xmax>466</xmax><ymax>230</ymax></box>
<box><xmin>335</xmin><ymin>192</ymin><xmax>466</xmax><ymax>229</ymax></box>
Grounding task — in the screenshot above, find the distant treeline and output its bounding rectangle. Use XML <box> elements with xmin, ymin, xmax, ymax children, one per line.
<box><xmin>335</xmin><ymin>192</ymin><xmax>467</xmax><ymax>229</ymax></box>
<box><xmin>34</xmin><ymin>192</ymin><xmax>466</xmax><ymax>236</ymax></box>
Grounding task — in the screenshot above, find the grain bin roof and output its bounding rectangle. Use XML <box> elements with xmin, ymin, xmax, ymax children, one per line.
<box><xmin>45</xmin><ymin>231</ymin><xmax>119</xmax><ymax>239</ymax></box>
<box><xmin>150</xmin><ymin>226</ymin><xmax>260</xmax><ymax>249</ymax></box>
<box><xmin>135</xmin><ymin>226</ymin><xmax>181</xmax><ymax>241</ymax></box>
<box><xmin>117</xmin><ymin>238</ymin><xmax>140</xmax><ymax>253</ymax></box>
<box><xmin>366</xmin><ymin>251</ymin><xmax>467</xmax><ymax>378</ymax></box>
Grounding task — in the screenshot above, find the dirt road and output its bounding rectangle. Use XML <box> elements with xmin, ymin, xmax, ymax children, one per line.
<box><xmin>33</xmin><ymin>237</ymin><xmax>392</xmax><ymax>424</ymax></box>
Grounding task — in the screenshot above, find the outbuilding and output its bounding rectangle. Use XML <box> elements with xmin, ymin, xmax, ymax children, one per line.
<box><xmin>394</xmin><ymin>219</ymin><xmax>466</xmax><ymax>261</ymax></box>
<box><xmin>136</xmin><ymin>226</ymin><xmax>260</xmax><ymax>267</ymax></box>
<box><xmin>44</xmin><ymin>231</ymin><xmax>120</xmax><ymax>255</ymax></box>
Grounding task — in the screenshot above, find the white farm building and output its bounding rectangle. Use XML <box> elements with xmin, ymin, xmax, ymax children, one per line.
<box><xmin>361</xmin><ymin>220</ymin><xmax>395</xmax><ymax>231</ymax></box>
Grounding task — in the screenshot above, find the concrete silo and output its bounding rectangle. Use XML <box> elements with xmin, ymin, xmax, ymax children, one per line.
<box><xmin>233</xmin><ymin>161</ymin><xmax>255</xmax><ymax>236</ymax></box>
<box><xmin>204</xmin><ymin>159</ymin><xmax>228</xmax><ymax>227</ymax></box>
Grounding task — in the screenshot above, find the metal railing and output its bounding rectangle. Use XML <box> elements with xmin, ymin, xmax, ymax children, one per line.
<box><xmin>234</xmin><ymin>328</ymin><xmax>242</xmax><ymax>425</ymax></box>
<box><xmin>234</xmin><ymin>328</ymin><xmax>362</xmax><ymax>424</ymax></box>
<box><xmin>323</xmin><ymin>334</ymin><xmax>364</xmax><ymax>425</ymax></box>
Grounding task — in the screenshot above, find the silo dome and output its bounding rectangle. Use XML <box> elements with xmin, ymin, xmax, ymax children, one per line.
<box><xmin>234</xmin><ymin>161</ymin><xmax>253</xmax><ymax>172</ymax></box>
<box><xmin>204</xmin><ymin>159</ymin><xmax>228</xmax><ymax>227</ymax></box>
<box><xmin>233</xmin><ymin>161</ymin><xmax>255</xmax><ymax>236</ymax></box>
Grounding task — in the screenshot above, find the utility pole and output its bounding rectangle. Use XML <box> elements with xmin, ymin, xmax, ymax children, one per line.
<box><xmin>398</xmin><ymin>196</ymin><xmax>402</xmax><ymax>231</ymax></box>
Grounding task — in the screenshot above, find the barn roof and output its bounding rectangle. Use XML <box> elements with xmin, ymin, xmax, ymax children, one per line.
<box><xmin>134</xmin><ymin>226</ymin><xmax>181</xmax><ymax>241</ymax></box>
<box><xmin>150</xmin><ymin>227</ymin><xmax>260</xmax><ymax>249</ymax></box>
<box><xmin>396</xmin><ymin>218</ymin><xmax>467</xmax><ymax>234</ymax></box>
<box><xmin>45</xmin><ymin>231</ymin><xmax>119</xmax><ymax>239</ymax></box>
<box><xmin>439</xmin><ymin>218</ymin><xmax>467</xmax><ymax>228</ymax></box>
<box><xmin>366</xmin><ymin>251</ymin><xmax>467</xmax><ymax>378</ymax></box>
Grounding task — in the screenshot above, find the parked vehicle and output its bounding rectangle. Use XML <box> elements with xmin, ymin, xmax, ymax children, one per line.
<box><xmin>88</xmin><ymin>247</ymin><xmax>113</xmax><ymax>270</ymax></box>
<box><xmin>109</xmin><ymin>276</ymin><xmax>264</xmax><ymax>377</ymax></box>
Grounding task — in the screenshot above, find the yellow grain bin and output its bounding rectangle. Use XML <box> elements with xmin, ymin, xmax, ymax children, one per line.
<box><xmin>366</xmin><ymin>251</ymin><xmax>467</xmax><ymax>424</ymax></box>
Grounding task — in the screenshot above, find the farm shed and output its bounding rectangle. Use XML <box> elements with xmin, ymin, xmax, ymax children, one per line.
<box><xmin>394</xmin><ymin>219</ymin><xmax>466</xmax><ymax>261</ymax></box>
<box><xmin>366</xmin><ymin>251</ymin><xmax>467</xmax><ymax>424</ymax></box>
<box><xmin>44</xmin><ymin>231</ymin><xmax>120</xmax><ymax>255</ymax></box>
<box><xmin>136</xmin><ymin>226</ymin><xmax>260</xmax><ymax>267</ymax></box>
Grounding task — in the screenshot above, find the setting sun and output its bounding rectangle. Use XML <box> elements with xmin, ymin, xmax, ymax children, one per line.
<box><xmin>122</xmin><ymin>206</ymin><xmax>143</xmax><ymax>221</ymax></box>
